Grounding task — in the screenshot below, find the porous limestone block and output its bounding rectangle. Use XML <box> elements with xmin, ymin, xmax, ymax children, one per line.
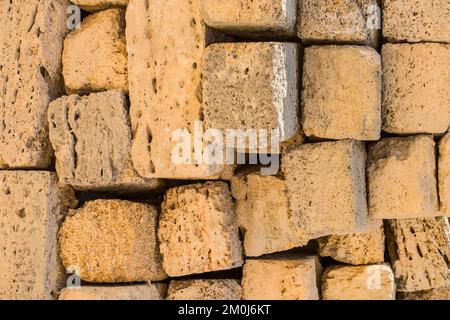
<box><xmin>382</xmin><ymin>43</ymin><xmax>450</xmax><ymax>134</ymax></box>
<box><xmin>386</xmin><ymin>217</ymin><xmax>450</xmax><ymax>292</ymax></box>
<box><xmin>397</xmin><ymin>286</ymin><xmax>450</xmax><ymax>300</ymax></box>
<box><xmin>48</xmin><ymin>90</ymin><xmax>160</xmax><ymax>192</ymax></box>
<box><xmin>59</xmin><ymin>200</ymin><xmax>166</xmax><ymax>283</ymax></box>
<box><xmin>59</xmin><ymin>283</ymin><xmax>166</xmax><ymax>300</ymax></box>
<box><xmin>0</xmin><ymin>171</ymin><xmax>73</xmax><ymax>300</ymax></box>
<box><xmin>63</xmin><ymin>9</ymin><xmax>127</xmax><ymax>94</ymax></box>
<box><xmin>231</xmin><ymin>169</ymin><xmax>309</xmax><ymax>257</ymax></box>
<box><xmin>158</xmin><ymin>182</ymin><xmax>243</xmax><ymax>277</ymax></box>
<box><xmin>301</xmin><ymin>45</ymin><xmax>381</xmax><ymax>141</ymax></box>
<box><xmin>203</xmin><ymin>42</ymin><xmax>299</xmax><ymax>145</ymax></box>
<box><xmin>167</xmin><ymin>280</ymin><xmax>242</xmax><ymax>300</ymax></box>
<box><xmin>382</xmin><ymin>0</ymin><xmax>450</xmax><ymax>43</ymax></box>
<box><xmin>297</xmin><ymin>0</ymin><xmax>380</xmax><ymax>47</ymax></box>
<box><xmin>0</xmin><ymin>0</ymin><xmax>68</xmax><ymax>169</ymax></box>
<box><xmin>282</xmin><ymin>140</ymin><xmax>369</xmax><ymax>239</ymax></box>
<box><xmin>71</xmin><ymin>0</ymin><xmax>128</xmax><ymax>11</ymax></box>
<box><xmin>439</xmin><ymin>132</ymin><xmax>450</xmax><ymax>216</ymax></box>
<box><xmin>126</xmin><ymin>0</ymin><xmax>226</xmax><ymax>179</ymax></box>
<box><xmin>242</xmin><ymin>255</ymin><xmax>321</xmax><ymax>300</ymax></box>
<box><xmin>201</xmin><ymin>0</ymin><xmax>297</xmax><ymax>35</ymax></box>
<box><xmin>321</xmin><ymin>265</ymin><xmax>396</xmax><ymax>300</ymax></box>
<box><xmin>318</xmin><ymin>220</ymin><xmax>385</xmax><ymax>265</ymax></box>
<box><xmin>367</xmin><ymin>135</ymin><xmax>439</xmax><ymax>219</ymax></box>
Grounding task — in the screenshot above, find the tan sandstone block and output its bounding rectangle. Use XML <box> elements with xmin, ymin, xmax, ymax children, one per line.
<box><xmin>318</xmin><ymin>220</ymin><xmax>385</xmax><ymax>265</ymax></box>
<box><xmin>301</xmin><ymin>45</ymin><xmax>381</xmax><ymax>141</ymax></box>
<box><xmin>386</xmin><ymin>217</ymin><xmax>450</xmax><ymax>292</ymax></box>
<box><xmin>242</xmin><ymin>255</ymin><xmax>321</xmax><ymax>300</ymax></box>
<box><xmin>203</xmin><ymin>42</ymin><xmax>299</xmax><ymax>145</ymax></box>
<box><xmin>282</xmin><ymin>140</ymin><xmax>369</xmax><ymax>239</ymax></box>
<box><xmin>59</xmin><ymin>200</ymin><xmax>166</xmax><ymax>283</ymax></box>
<box><xmin>382</xmin><ymin>43</ymin><xmax>450</xmax><ymax>134</ymax></box>
<box><xmin>321</xmin><ymin>265</ymin><xmax>396</xmax><ymax>300</ymax></box>
<box><xmin>439</xmin><ymin>132</ymin><xmax>450</xmax><ymax>216</ymax></box>
<box><xmin>59</xmin><ymin>283</ymin><xmax>166</xmax><ymax>300</ymax></box>
<box><xmin>0</xmin><ymin>171</ymin><xmax>73</xmax><ymax>300</ymax></box>
<box><xmin>382</xmin><ymin>0</ymin><xmax>450</xmax><ymax>43</ymax></box>
<box><xmin>397</xmin><ymin>286</ymin><xmax>450</xmax><ymax>300</ymax></box>
<box><xmin>158</xmin><ymin>182</ymin><xmax>243</xmax><ymax>277</ymax></box>
<box><xmin>201</xmin><ymin>0</ymin><xmax>297</xmax><ymax>35</ymax></box>
<box><xmin>71</xmin><ymin>0</ymin><xmax>128</xmax><ymax>11</ymax></box>
<box><xmin>0</xmin><ymin>0</ymin><xmax>68</xmax><ymax>169</ymax></box>
<box><xmin>63</xmin><ymin>9</ymin><xmax>127</xmax><ymax>94</ymax></box>
<box><xmin>48</xmin><ymin>90</ymin><xmax>160</xmax><ymax>192</ymax></box>
<box><xmin>367</xmin><ymin>135</ymin><xmax>438</xmax><ymax>219</ymax></box>
<box><xmin>167</xmin><ymin>280</ymin><xmax>242</xmax><ymax>300</ymax></box>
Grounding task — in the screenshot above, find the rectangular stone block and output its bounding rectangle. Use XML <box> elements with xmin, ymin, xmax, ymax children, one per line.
<box><xmin>0</xmin><ymin>171</ymin><xmax>72</xmax><ymax>299</ymax></box>
<box><xmin>59</xmin><ymin>199</ymin><xmax>167</xmax><ymax>283</ymax></box>
<box><xmin>58</xmin><ymin>283</ymin><xmax>166</xmax><ymax>300</ymax></box>
<box><xmin>0</xmin><ymin>0</ymin><xmax>68</xmax><ymax>169</ymax></box>
<box><xmin>167</xmin><ymin>280</ymin><xmax>242</xmax><ymax>300</ymax></box>
<box><xmin>321</xmin><ymin>265</ymin><xmax>396</xmax><ymax>300</ymax></box>
<box><xmin>382</xmin><ymin>43</ymin><xmax>450</xmax><ymax>134</ymax></box>
<box><xmin>63</xmin><ymin>8</ymin><xmax>127</xmax><ymax>94</ymax></box>
<box><xmin>242</xmin><ymin>255</ymin><xmax>321</xmax><ymax>300</ymax></box>
<box><xmin>71</xmin><ymin>0</ymin><xmax>128</xmax><ymax>11</ymax></box>
<box><xmin>439</xmin><ymin>131</ymin><xmax>450</xmax><ymax>216</ymax></box>
<box><xmin>48</xmin><ymin>89</ymin><xmax>161</xmax><ymax>192</ymax></box>
<box><xmin>397</xmin><ymin>286</ymin><xmax>450</xmax><ymax>301</ymax></box>
<box><xmin>386</xmin><ymin>217</ymin><xmax>450</xmax><ymax>292</ymax></box>
<box><xmin>301</xmin><ymin>45</ymin><xmax>381</xmax><ymax>141</ymax></box>
<box><xmin>282</xmin><ymin>140</ymin><xmax>369</xmax><ymax>239</ymax></box>
<box><xmin>367</xmin><ymin>135</ymin><xmax>439</xmax><ymax>219</ymax></box>
<box><xmin>158</xmin><ymin>182</ymin><xmax>243</xmax><ymax>277</ymax></box>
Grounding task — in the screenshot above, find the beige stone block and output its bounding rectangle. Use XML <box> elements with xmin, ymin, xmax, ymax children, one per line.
<box><xmin>63</xmin><ymin>9</ymin><xmax>127</xmax><ymax>94</ymax></box>
<box><xmin>59</xmin><ymin>199</ymin><xmax>166</xmax><ymax>283</ymax></box>
<box><xmin>397</xmin><ymin>286</ymin><xmax>450</xmax><ymax>300</ymax></box>
<box><xmin>367</xmin><ymin>135</ymin><xmax>439</xmax><ymax>219</ymax></box>
<box><xmin>439</xmin><ymin>131</ymin><xmax>450</xmax><ymax>216</ymax></box>
<box><xmin>71</xmin><ymin>0</ymin><xmax>128</xmax><ymax>11</ymax></box>
<box><xmin>301</xmin><ymin>45</ymin><xmax>381</xmax><ymax>141</ymax></box>
<box><xmin>0</xmin><ymin>0</ymin><xmax>68</xmax><ymax>169</ymax></box>
<box><xmin>382</xmin><ymin>43</ymin><xmax>450</xmax><ymax>134</ymax></box>
<box><xmin>59</xmin><ymin>283</ymin><xmax>166</xmax><ymax>300</ymax></box>
<box><xmin>321</xmin><ymin>265</ymin><xmax>396</xmax><ymax>300</ymax></box>
<box><xmin>167</xmin><ymin>280</ymin><xmax>241</xmax><ymax>300</ymax></box>
<box><xmin>386</xmin><ymin>217</ymin><xmax>450</xmax><ymax>292</ymax></box>
<box><xmin>158</xmin><ymin>182</ymin><xmax>243</xmax><ymax>277</ymax></box>
<box><xmin>48</xmin><ymin>90</ymin><xmax>161</xmax><ymax>192</ymax></box>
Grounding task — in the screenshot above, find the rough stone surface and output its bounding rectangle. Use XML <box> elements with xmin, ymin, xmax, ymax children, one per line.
<box><xmin>59</xmin><ymin>200</ymin><xmax>166</xmax><ymax>283</ymax></box>
<box><xmin>301</xmin><ymin>45</ymin><xmax>381</xmax><ymax>141</ymax></box>
<box><xmin>158</xmin><ymin>182</ymin><xmax>243</xmax><ymax>277</ymax></box>
<box><xmin>0</xmin><ymin>171</ymin><xmax>73</xmax><ymax>300</ymax></box>
<box><xmin>282</xmin><ymin>140</ymin><xmax>369</xmax><ymax>240</ymax></box>
<box><xmin>397</xmin><ymin>286</ymin><xmax>450</xmax><ymax>300</ymax></box>
<box><xmin>63</xmin><ymin>9</ymin><xmax>127</xmax><ymax>95</ymax></box>
<box><xmin>439</xmin><ymin>132</ymin><xmax>450</xmax><ymax>216</ymax></box>
<box><xmin>382</xmin><ymin>0</ymin><xmax>450</xmax><ymax>43</ymax></box>
<box><xmin>367</xmin><ymin>135</ymin><xmax>439</xmax><ymax>219</ymax></box>
<box><xmin>382</xmin><ymin>43</ymin><xmax>450</xmax><ymax>135</ymax></box>
<box><xmin>59</xmin><ymin>283</ymin><xmax>166</xmax><ymax>300</ymax></box>
<box><xmin>48</xmin><ymin>90</ymin><xmax>161</xmax><ymax>192</ymax></box>
<box><xmin>386</xmin><ymin>217</ymin><xmax>450</xmax><ymax>292</ymax></box>
<box><xmin>242</xmin><ymin>255</ymin><xmax>321</xmax><ymax>300</ymax></box>
<box><xmin>71</xmin><ymin>0</ymin><xmax>128</xmax><ymax>11</ymax></box>
<box><xmin>321</xmin><ymin>265</ymin><xmax>396</xmax><ymax>300</ymax></box>
<box><xmin>0</xmin><ymin>0</ymin><xmax>68</xmax><ymax>169</ymax></box>
<box><xmin>167</xmin><ymin>280</ymin><xmax>242</xmax><ymax>300</ymax></box>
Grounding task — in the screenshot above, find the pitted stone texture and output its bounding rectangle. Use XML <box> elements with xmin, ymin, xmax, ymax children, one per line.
<box><xmin>0</xmin><ymin>171</ymin><xmax>73</xmax><ymax>300</ymax></box>
<box><xmin>242</xmin><ymin>255</ymin><xmax>321</xmax><ymax>300</ymax></box>
<box><xmin>203</xmin><ymin>42</ymin><xmax>299</xmax><ymax>145</ymax></box>
<box><xmin>63</xmin><ymin>9</ymin><xmax>127</xmax><ymax>95</ymax></box>
<box><xmin>0</xmin><ymin>0</ymin><xmax>68</xmax><ymax>169</ymax></box>
<box><xmin>167</xmin><ymin>280</ymin><xmax>242</xmax><ymax>300</ymax></box>
<box><xmin>301</xmin><ymin>45</ymin><xmax>381</xmax><ymax>141</ymax></box>
<box><xmin>382</xmin><ymin>43</ymin><xmax>450</xmax><ymax>135</ymax></box>
<box><xmin>318</xmin><ymin>220</ymin><xmax>385</xmax><ymax>265</ymax></box>
<box><xmin>321</xmin><ymin>265</ymin><xmax>396</xmax><ymax>300</ymax></box>
<box><xmin>386</xmin><ymin>217</ymin><xmax>450</xmax><ymax>292</ymax></box>
<box><xmin>397</xmin><ymin>286</ymin><xmax>450</xmax><ymax>300</ymax></box>
<box><xmin>282</xmin><ymin>140</ymin><xmax>369</xmax><ymax>240</ymax></box>
<box><xmin>382</xmin><ymin>0</ymin><xmax>450</xmax><ymax>43</ymax></box>
<box><xmin>59</xmin><ymin>200</ymin><xmax>166</xmax><ymax>283</ymax></box>
<box><xmin>71</xmin><ymin>0</ymin><xmax>128</xmax><ymax>11</ymax></box>
<box><xmin>439</xmin><ymin>132</ymin><xmax>450</xmax><ymax>216</ymax></box>
<box><xmin>48</xmin><ymin>90</ymin><xmax>160</xmax><ymax>192</ymax></box>
<box><xmin>59</xmin><ymin>283</ymin><xmax>166</xmax><ymax>300</ymax></box>
<box><xmin>201</xmin><ymin>0</ymin><xmax>297</xmax><ymax>35</ymax></box>
<box><xmin>367</xmin><ymin>135</ymin><xmax>438</xmax><ymax>219</ymax></box>
<box><xmin>158</xmin><ymin>182</ymin><xmax>243</xmax><ymax>277</ymax></box>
